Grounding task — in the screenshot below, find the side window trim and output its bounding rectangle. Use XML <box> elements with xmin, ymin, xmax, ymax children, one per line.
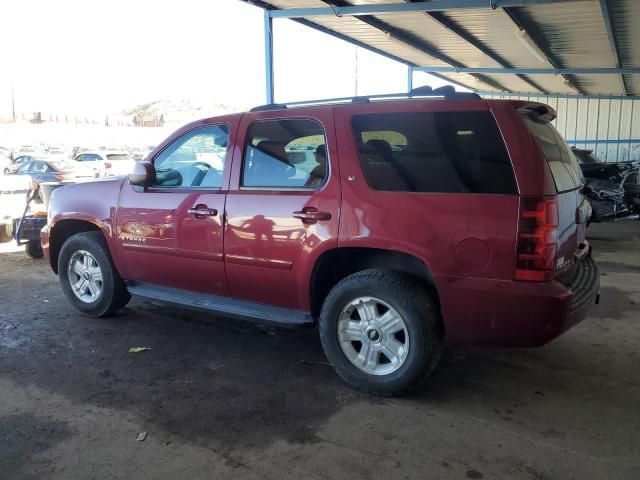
<box><xmin>240</xmin><ymin>117</ymin><xmax>329</xmax><ymax>191</ymax></box>
<box><xmin>148</xmin><ymin>123</ymin><xmax>231</xmax><ymax>191</ymax></box>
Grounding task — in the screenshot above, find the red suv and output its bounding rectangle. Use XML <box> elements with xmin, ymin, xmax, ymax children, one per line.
<box><xmin>42</xmin><ymin>88</ymin><xmax>600</xmax><ymax>395</ymax></box>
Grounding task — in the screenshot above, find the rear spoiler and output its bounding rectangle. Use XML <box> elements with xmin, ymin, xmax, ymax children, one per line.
<box><xmin>516</xmin><ymin>102</ymin><xmax>557</xmax><ymax>122</ymax></box>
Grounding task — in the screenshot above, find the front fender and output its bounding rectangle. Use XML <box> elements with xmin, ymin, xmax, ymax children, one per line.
<box><xmin>44</xmin><ymin>178</ymin><xmax>125</xmax><ymax>271</ymax></box>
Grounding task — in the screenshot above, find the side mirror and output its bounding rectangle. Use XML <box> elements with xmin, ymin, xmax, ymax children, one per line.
<box><xmin>129</xmin><ymin>161</ymin><xmax>156</xmax><ymax>187</ymax></box>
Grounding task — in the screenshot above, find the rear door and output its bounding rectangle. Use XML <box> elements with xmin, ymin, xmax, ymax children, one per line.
<box><xmin>521</xmin><ymin>115</ymin><xmax>588</xmax><ymax>272</ymax></box>
<box><xmin>224</xmin><ymin>108</ymin><xmax>340</xmax><ymax>311</ymax></box>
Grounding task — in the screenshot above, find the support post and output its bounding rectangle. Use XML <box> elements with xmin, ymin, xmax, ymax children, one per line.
<box><xmin>264</xmin><ymin>11</ymin><xmax>274</xmax><ymax>104</ymax></box>
<box><xmin>407</xmin><ymin>65</ymin><xmax>413</xmax><ymax>93</ymax></box>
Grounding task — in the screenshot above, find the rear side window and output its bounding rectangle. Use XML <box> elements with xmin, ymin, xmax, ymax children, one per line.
<box><xmin>351</xmin><ymin>112</ymin><xmax>516</xmax><ymax>194</ymax></box>
<box><xmin>522</xmin><ymin>116</ymin><xmax>584</xmax><ymax>192</ymax></box>
<box><xmin>242</xmin><ymin>119</ymin><xmax>327</xmax><ymax>189</ymax></box>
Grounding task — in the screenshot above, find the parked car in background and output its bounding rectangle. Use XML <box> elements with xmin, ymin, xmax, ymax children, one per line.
<box><xmin>127</xmin><ymin>146</ymin><xmax>155</xmax><ymax>161</ymax></box>
<box><xmin>4</xmin><ymin>155</ymin><xmax>35</xmax><ymax>174</ymax></box>
<box><xmin>7</xmin><ymin>158</ymin><xmax>96</xmax><ymax>188</ymax></box>
<box><xmin>73</xmin><ymin>150</ymin><xmax>136</xmax><ymax>177</ymax></box>
<box><xmin>43</xmin><ymin>90</ymin><xmax>600</xmax><ymax>396</ymax></box>
<box><xmin>571</xmin><ymin>147</ymin><xmax>640</xmax><ymax>221</ymax></box>
<box><xmin>44</xmin><ymin>145</ymin><xmax>67</xmax><ymax>161</ymax></box>
<box><xmin>13</xmin><ymin>145</ymin><xmax>38</xmax><ymax>159</ymax></box>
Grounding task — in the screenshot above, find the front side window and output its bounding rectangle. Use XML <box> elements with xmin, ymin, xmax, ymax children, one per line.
<box><xmin>351</xmin><ymin>111</ymin><xmax>517</xmax><ymax>194</ymax></box>
<box><xmin>152</xmin><ymin>125</ymin><xmax>230</xmax><ymax>189</ymax></box>
<box><xmin>242</xmin><ymin>119</ymin><xmax>327</xmax><ymax>189</ymax></box>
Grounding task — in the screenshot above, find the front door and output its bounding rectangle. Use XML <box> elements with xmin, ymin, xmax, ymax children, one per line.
<box><xmin>224</xmin><ymin>110</ymin><xmax>340</xmax><ymax>311</ymax></box>
<box><xmin>115</xmin><ymin>120</ymin><xmax>237</xmax><ymax>296</ymax></box>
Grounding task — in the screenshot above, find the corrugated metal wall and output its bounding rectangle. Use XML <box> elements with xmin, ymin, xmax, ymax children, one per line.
<box><xmin>482</xmin><ymin>94</ymin><xmax>640</xmax><ymax>162</ymax></box>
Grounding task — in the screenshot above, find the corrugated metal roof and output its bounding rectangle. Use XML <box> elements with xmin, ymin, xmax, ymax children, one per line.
<box><xmin>247</xmin><ymin>0</ymin><xmax>639</xmax><ymax>96</ymax></box>
<box><xmin>610</xmin><ymin>0</ymin><xmax>640</xmax><ymax>95</ymax></box>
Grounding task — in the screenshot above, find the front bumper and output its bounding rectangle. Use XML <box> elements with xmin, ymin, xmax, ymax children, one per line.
<box><xmin>439</xmin><ymin>255</ymin><xmax>600</xmax><ymax>348</ymax></box>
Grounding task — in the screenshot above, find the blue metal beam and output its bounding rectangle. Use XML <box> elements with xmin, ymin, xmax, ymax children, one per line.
<box><xmin>598</xmin><ymin>0</ymin><xmax>627</xmax><ymax>94</ymax></box>
<box><xmin>407</xmin><ymin>65</ymin><xmax>414</xmax><ymax>92</ymax></box>
<box><xmin>478</xmin><ymin>91</ymin><xmax>640</xmax><ymax>100</ymax></box>
<box><xmin>267</xmin><ymin>0</ymin><xmax>584</xmax><ymax>18</ymax></box>
<box><xmin>413</xmin><ymin>66</ymin><xmax>640</xmax><ymax>75</ymax></box>
<box><xmin>264</xmin><ymin>10</ymin><xmax>274</xmax><ymax>104</ymax></box>
<box><xmin>567</xmin><ymin>139</ymin><xmax>640</xmax><ymax>144</ymax></box>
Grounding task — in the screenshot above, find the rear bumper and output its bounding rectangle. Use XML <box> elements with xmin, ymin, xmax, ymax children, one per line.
<box><xmin>438</xmin><ymin>255</ymin><xmax>600</xmax><ymax>347</ymax></box>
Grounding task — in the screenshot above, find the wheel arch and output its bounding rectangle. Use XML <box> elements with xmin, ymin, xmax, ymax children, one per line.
<box><xmin>48</xmin><ymin>219</ymin><xmax>104</xmax><ymax>274</ymax></box>
<box><xmin>309</xmin><ymin>247</ymin><xmax>440</xmax><ymax>320</ymax></box>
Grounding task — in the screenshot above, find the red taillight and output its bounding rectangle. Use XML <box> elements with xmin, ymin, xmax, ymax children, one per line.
<box><xmin>515</xmin><ymin>197</ymin><xmax>559</xmax><ymax>282</ymax></box>
<box><xmin>54</xmin><ymin>172</ymin><xmax>69</xmax><ymax>181</ymax></box>
<box><xmin>104</xmin><ymin>162</ymin><xmax>112</xmax><ymax>170</ymax></box>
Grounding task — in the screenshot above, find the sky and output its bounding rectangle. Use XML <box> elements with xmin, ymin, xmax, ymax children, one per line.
<box><xmin>0</xmin><ymin>0</ymin><xmax>451</xmax><ymax>117</ymax></box>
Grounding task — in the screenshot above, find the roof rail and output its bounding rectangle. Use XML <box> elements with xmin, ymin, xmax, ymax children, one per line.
<box><xmin>411</xmin><ymin>85</ymin><xmax>482</xmax><ymax>100</ymax></box>
<box><xmin>249</xmin><ymin>86</ymin><xmax>481</xmax><ymax>112</ymax></box>
<box><xmin>250</xmin><ymin>103</ymin><xmax>288</xmax><ymax>112</ymax></box>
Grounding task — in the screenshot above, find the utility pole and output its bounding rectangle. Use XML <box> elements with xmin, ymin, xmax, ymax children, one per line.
<box><xmin>11</xmin><ymin>84</ymin><xmax>16</xmax><ymax>123</ymax></box>
<box><xmin>354</xmin><ymin>46</ymin><xmax>358</xmax><ymax>96</ymax></box>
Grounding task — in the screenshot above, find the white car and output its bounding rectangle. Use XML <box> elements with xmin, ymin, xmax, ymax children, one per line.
<box><xmin>73</xmin><ymin>150</ymin><xmax>136</xmax><ymax>177</ymax></box>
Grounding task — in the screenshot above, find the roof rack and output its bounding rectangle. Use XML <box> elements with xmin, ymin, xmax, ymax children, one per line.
<box><xmin>249</xmin><ymin>85</ymin><xmax>481</xmax><ymax>112</ymax></box>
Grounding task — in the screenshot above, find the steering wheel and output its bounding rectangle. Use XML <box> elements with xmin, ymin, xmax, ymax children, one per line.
<box><xmin>189</xmin><ymin>161</ymin><xmax>220</xmax><ymax>187</ymax></box>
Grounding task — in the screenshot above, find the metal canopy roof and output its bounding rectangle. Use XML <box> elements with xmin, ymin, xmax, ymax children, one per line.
<box><xmin>242</xmin><ymin>0</ymin><xmax>640</xmax><ymax>99</ymax></box>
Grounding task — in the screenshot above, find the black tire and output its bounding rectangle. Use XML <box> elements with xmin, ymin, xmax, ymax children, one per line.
<box><xmin>319</xmin><ymin>269</ymin><xmax>443</xmax><ymax>396</ymax></box>
<box><xmin>0</xmin><ymin>225</ymin><xmax>12</xmax><ymax>243</ymax></box>
<box><xmin>25</xmin><ymin>240</ymin><xmax>43</xmax><ymax>259</ymax></box>
<box><xmin>58</xmin><ymin>231</ymin><xmax>130</xmax><ymax>317</ymax></box>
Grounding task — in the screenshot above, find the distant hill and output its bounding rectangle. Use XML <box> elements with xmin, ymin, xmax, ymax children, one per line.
<box><xmin>123</xmin><ymin>99</ymin><xmax>241</xmax><ymax>124</ymax></box>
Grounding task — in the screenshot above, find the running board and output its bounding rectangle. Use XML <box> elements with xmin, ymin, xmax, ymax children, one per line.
<box><xmin>127</xmin><ymin>282</ymin><xmax>313</xmax><ymax>328</ymax></box>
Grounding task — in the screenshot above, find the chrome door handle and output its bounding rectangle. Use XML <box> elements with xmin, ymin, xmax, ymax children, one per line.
<box><xmin>293</xmin><ymin>209</ymin><xmax>331</xmax><ymax>224</ymax></box>
<box><xmin>188</xmin><ymin>207</ymin><xmax>218</xmax><ymax>217</ymax></box>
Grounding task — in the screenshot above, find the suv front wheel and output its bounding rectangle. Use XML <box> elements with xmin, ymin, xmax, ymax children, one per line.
<box><xmin>58</xmin><ymin>231</ymin><xmax>130</xmax><ymax>317</ymax></box>
<box><xmin>319</xmin><ymin>269</ymin><xmax>443</xmax><ymax>396</ymax></box>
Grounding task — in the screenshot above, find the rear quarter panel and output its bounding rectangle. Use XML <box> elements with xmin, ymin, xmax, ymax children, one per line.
<box><xmin>334</xmin><ymin>101</ymin><xmax>521</xmax><ymax>332</ymax></box>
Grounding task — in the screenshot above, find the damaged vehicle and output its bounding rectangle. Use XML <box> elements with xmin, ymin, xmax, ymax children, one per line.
<box><xmin>571</xmin><ymin>147</ymin><xmax>640</xmax><ymax>221</ymax></box>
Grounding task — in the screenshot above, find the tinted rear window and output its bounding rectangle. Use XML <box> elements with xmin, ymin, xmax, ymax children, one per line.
<box><xmin>522</xmin><ymin>116</ymin><xmax>584</xmax><ymax>192</ymax></box>
<box><xmin>351</xmin><ymin>111</ymin><xmax>516</xmax><ymax>194</ymax></box>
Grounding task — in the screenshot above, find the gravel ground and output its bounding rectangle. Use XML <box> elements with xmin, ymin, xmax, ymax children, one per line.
<box><xmin>0</xmin><ymin>220</ymin><xmax>639</xmax><ymax>480</ymax></box>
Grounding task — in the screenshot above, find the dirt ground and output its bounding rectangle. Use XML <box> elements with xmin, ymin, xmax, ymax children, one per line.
<box><xmin>1</xmin><ymin>221</ymin><xmax>639</xmax><ymax>480</ymax></box>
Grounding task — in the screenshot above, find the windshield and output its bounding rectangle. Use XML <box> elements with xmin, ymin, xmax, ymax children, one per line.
<box><xmin>522</xmin><ymin>115</ymin><xmax>584</xmax><ymax>192</ymax></box>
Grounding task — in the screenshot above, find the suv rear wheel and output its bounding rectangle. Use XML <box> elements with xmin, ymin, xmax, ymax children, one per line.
<box><xmin>319</xmin><ymin>269</ymin><xmax>443</xmax><ymax>396</ymax></box>
<box><xmin>58</xmin><ymin>231</ymin><xmax>130</xmax><ymax>317</ymax></box>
